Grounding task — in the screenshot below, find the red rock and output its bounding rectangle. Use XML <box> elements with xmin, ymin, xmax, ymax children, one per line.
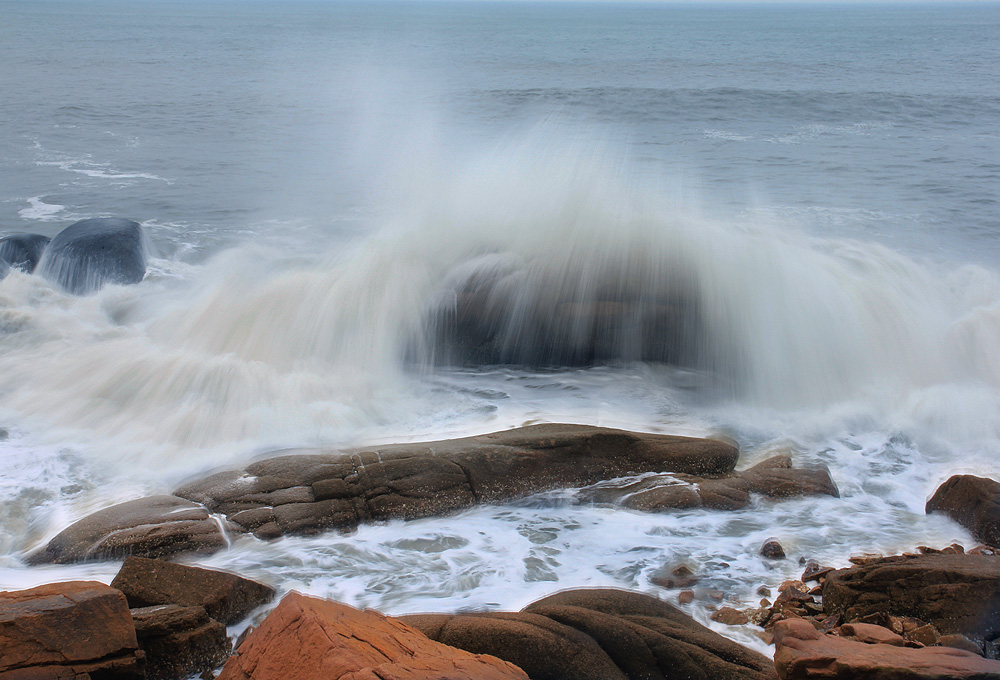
<box><xmin>774</xmin><ymin>618</ymin><xmax>1000</xmax><ymax>679</ymax></box>
<box><xmin>0</xmin><ymin>581</ymin><xmax>144</xmax><ymax>678</ymax></box>
<box><xmin>131</xmin><ymin>604</ymin><xmax>231</xmax><ymax>680</ymax></box>
<box><xmin>111</xmin><ymin>556</ymin><xmax>274</xmax><ymax>625</ymax></box>
<box><xmin>711</xmin><ymin>607</ymin><xmax>750</xmax><ymax>625</ymax></box>
<box><xmin>678</xmin><ymin>590</ymin><xmax>694</xmax><ymax>605</ymax></box>
<box><xmin>216</xmin><ymin>592</ymin><xmax>527</xmax><ymax>680</ymax></box>
<box><xmin>840</xmin><ymin>622</ymin><xmax>906</xmax><ymax>646</ymax></box>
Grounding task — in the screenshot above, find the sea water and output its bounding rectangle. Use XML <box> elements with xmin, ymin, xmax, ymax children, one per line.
<box><xmin>1</xmin><ymin>0</ymin><xmax>998</xmax><ymax>653</ymax></box>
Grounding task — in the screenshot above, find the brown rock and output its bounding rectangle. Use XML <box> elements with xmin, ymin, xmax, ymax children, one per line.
<box><xmin>761</xmin><ymin>539</ymin><xmax>786</xmax><ymax>560</ymax></box>
<box><xmin>927</xmin><ymin>475</ymin><xmax>1000</xmax><ymax>548</ymax></box>
<box><xmin>840</xmin><ymin>622</ymin><xmax>906</xmax><ymax>646</ymax></box>
<box><xmin>26</xmin><ymin>496</ymin><xmax>238</xmax><ymax>565</ymax></box>
<box><xmin>910</xmin><ymin>624</ymin><xmax>941</xmax><ymax>647</ymax></box>
<box><xmin>587</xmin><ymin>455</ymin><xmax>838</xmax><ymax>513</ymax></box>
<box><xmin>0</xmin><ymin>581</ymin><xmax>144</xmax><ymax>678</ymax></box>
<box><xmin>111</xmin><ymin>556</ymin><xmax>274</xmax><ymax>625</ymax></box>
<box><xmin>822</xmin><ymin>553</ymin><xmax>1000</xmax><ymax>639</ymax></box>
<box><xmin>404</xmin><ymin>588</ymin><xmax>777</xmax><ymax>680</ymax></box>
<box><xmin>712</xmin><ymin>607</ymin><xmax>750</xmax><ymax>625</ymax></box>
<box><xmin>132</xmin><ymin>604</ymin><xmax>230</xmax><ymax>680</ymax></box>
<box><xmin>650</xmin><ymin>563</ymin><xmax>699</xmax><ymax>589</ymax></box>
<box><xmin>774</xmin><ymin>618</ymin><xmax>1000</xmax><ymax>679</ymax></box>
<box><xmin>939</xmin><ymin>634</ymin><xmax>985</xmax><ymax>656</ymax></box>
<box><xmin>678</xmin><ymin>590</ymin><xmax>694</xmax><ymax>605</ymax></box>
<box><xmin>216</xmin><ymin>592</ymin><xmax>527</xmax><ymax>680</ymax></box>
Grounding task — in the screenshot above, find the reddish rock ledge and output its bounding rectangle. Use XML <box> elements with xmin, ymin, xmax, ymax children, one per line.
<box><xmin>216</xmin><ymin>592</ymin><xmax>528</xmax><ymax>680</ymax></box>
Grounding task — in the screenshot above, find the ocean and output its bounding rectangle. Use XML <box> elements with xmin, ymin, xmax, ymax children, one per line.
<box><xmin>1</xmin><ymin>0</ymin><xmax>998</xmax><ymax>653</ymax></box>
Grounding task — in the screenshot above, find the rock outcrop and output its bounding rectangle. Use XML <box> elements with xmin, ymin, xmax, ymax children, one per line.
<box><xmin>822</xmin><ymin>553</ymin><xmax>1000</xmax><ymax>640</ymax></box>
<box><xmin>0</xmin><ymin>581</ymin><xmax>145</xmax><ymax>679</ymax></box>
<box><xmin>37</xmin><ymin>217</ymin><xmax>146</xmax><ymax>294</ymax></box>
<box><xmin>29</xmin><ymin>425</ymin><xmax>740</xmax><ymax>562</ymax></box>
<box><xmin>0</xmin><ymin>232</ymin><xmax>50</xmax><ymax>274</ymax></box>
<box><xmin>773</xmin><ymin>618</ymin><xmax>1000</xmax><ymax>679</ymax></box>
<box><xmin>111</xmin><ymin>556</ymin><xmax>274</xmax><ymax>625</ymax></box>
<box><xmin>175</xmin><ymin>424</ymin><xmax>739</xmax><ymax>540</ymax></box>
<box><xmin>425</xmin><ymin>254</ymin><xmax>702</xmax><ymax>368</ymax></box>
<box><xmin>216</xmin><ymin>592</ymin><xmax>528</xmax><ymax>680</ymax></box>
<box><xmin>581</xmin><ymin>455</ymin><xmax>839</xmax><ymax>511</ymax></box>
<box><xmin>403</xmin><ymin>588</ymin><xmax>777</xmax><ymax>680</ymax></box>
<box><xmin>27</xmin><ymin>495</ymin><xmax>239</xmax><ymax>565</ymax></box>
<box><xmin>927</xmin><ymin>475</ymin><xmax>1000</xmax><ymax>548</ymax></box>
<box><xmin>132</xmin><ymin>604</ymin><xmax>230</xmax><ymax>680</ymax></box>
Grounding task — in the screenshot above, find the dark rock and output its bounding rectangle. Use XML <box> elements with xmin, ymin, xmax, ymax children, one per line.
<box><xmin>425</xmin><ymin>255</ymin><xmax>702</xmax><ymax>368</ymax></box>
<box><xmin>403</xmin><ymin>588</ymin><xmax>777</xmax><ymax>680</ymax></box>
<box><xmin>773</xmin><ymin>618</ymin><xmax>1000</xmax><ymax>679</ymax></box>
<box><xmin>216</xmin><ymin>592</ymin><xmax>528</xmax><ymax>680</ymax></box>
<box><xmin>761</xmin><ymin>539</ymin><xmax>786</xmax><ymax>560</ymax></box>
<box><xmin>584</xmin><ymin>455</ymin><xmax>838</xmax><ymax>512</ymax></box>
<box><xmin>37</xmin><ymin>218</ymin><xmax>146</xmax><ymax>294</ymax></box>
<box><xmin>131</xmin><ymin>604</ymin><xmax>230</xmax><ymax>680</ymax></box>
<box><xmin>927</xmin><ymin>475</ymin><xmax>1000</xmax><ymax>548</ymax></box>
<box><xmin>0</xmin><ymin>233</ymin><xmax>50</xmax><ymax>274</ymax></box>
<box><xmin>0</xmin><ymin>581</ymin><xmax>144</xmax><ymax>678</ymax></box>
<box><xmin>26</xmin><ymin>495</ymin><xmax>238</xmax><ymax>565</ymax></box>
<box><xmin>176</xmin><ymin>424</ymin><xmax>739</xmax><ymax>539</ymax></box>
<box><xmin>111</xmin><ymin>556</ymin><xmax>274</xmax><ymax>625</ymax></box>
<box><xmin>822</xmin><ymin>553</ymin><xmax>1000</xmax><ymax>639</ymax></box>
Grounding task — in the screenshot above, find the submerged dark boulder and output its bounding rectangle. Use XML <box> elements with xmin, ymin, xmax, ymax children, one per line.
<box><xmin>403</xmin><ymin>588</ymin><xmax>777</xmax><ymax>680</ymax></box>
<box><xmin>37</xmin><ymin>217</ymin><xmax>146</xmax><ymax>294</ymax></box>
<box><xmin>424</xmin><ymin>254</ymin><xmax>702</xmax><ymax>368</ymax></box>
<box><xmin>0</xmin><ymin>232</ymin><xmax>50</xmax><ymax>274</ymax></box>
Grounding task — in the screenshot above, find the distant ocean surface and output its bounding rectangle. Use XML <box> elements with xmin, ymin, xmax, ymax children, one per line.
<box><xmin>1</xmin><ymin>0</ymin><xmax>999</xmax><ymax>653</ymax></box>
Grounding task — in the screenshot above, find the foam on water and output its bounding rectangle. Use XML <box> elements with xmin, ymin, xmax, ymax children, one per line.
<box><xmin>2</xmin><ymin>135</ymin><xmax>999</xmax><ymax>651</ymax></box>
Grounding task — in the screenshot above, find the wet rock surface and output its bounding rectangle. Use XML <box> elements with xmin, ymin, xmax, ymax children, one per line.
<box><xmin>37</xmin><ymin>218</ymin><xmax>147</xmax><ymax>294</ymax></box>
<box><xmin>0</xmin><ymin>232</ymin><xmax>50</xmax><ymax>274</ymax></box>
<box><xmin>131</xmin><ymin>604</ymin><xmax>230</xmax><ymax>680</ymax></box>
<box><xmin>174</xmin><ymin>424</ymin><xmax>739</xmax><ymax>540</ymax></box>
<box><xmin>216</xmin><ymin>591</ymin><xmax>528</xmax><ymax>680</ymax></box>
<box><xmin>927</xmin><ymin>475</ymin><xmax>1000</xmax><ymax>549</ymax></box>
<box><xmin>111</xmin><ymin>556</ymin><xmax>274</xmax><ymax>625</ymax></box>
<box><xmin>773</xmin><ymin>618</ymin><xmax>1000</xmax><ymax>679</ymax></box>
<box><xmin>822</xmin><ymin>553</ymin><xmax>1000</xmax><ymax>640</ymax></box>
<box><xmin>0</xmin><ymin>581</ymin><xmax>145</xmax><ymax>679</ymax></box>
<box><xmin>27</xmin><ymin>495</ymin><xmax>239</xmax><ymax>565</ymax></box>
<box><xmin>581</xmin><ymin>455</ymin><xmax>839</xmax><ymax>511</ymax></box>
<box><xmin>403</xmin><ymin>588</ymin><xmax>778</xmax><ymax>680</ymax></box>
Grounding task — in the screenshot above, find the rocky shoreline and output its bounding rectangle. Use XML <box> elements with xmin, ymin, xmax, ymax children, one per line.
<box><xmin>4</xmin><ymin>424</ymin><xmax>1000</xmax><ymax>679</ymax></box>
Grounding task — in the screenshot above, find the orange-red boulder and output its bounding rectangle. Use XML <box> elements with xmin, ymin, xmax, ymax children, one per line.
<box><xmin>0</xmin><ymin>581</ymin><xmax>144</xmax><ymax>678</ymax></box>
<box><xmin>216</xmin><ymin>592</ymin><xmax>528</xmax><ymax>680</ymax></box>
<box><xmin>773</xmin><ymin>618</ymin><xmax>1000</xmax><ymax>679</ymax></box>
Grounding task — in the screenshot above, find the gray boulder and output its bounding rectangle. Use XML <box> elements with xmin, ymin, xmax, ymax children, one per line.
<box><xmin>38</xmin><ymin>217</ymin><xmax>146</xmax><ymax>294</ymax></box>
<box><xmin>0</xmin><ymin>232</ymin><xmax>50</xmax><ymax>273</ymax></box>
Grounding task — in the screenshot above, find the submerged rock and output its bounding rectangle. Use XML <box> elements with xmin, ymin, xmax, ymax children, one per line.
<box><xmin>0</xmin><ymin>581</ymin><xmax>145</xmax><ymax>679</ymax></box>
<box><xmin>822</xmin><ymin>553</ymin><xmax>1000</xmax><ymax>640</ymax></box>
<box><xmin>773</xmin><ymin>618</ymin><xmax>1000</xmax><ymax>679</ymax></box>
<box><xmin>111</xmin><ymin>556</ymin><xmax>275</xmax><ymax>625</ymax></box>
<box><xmin>0</xmin><ymin>232</ymin><xmax>50</xmax><ymax>274</ymax></box>
<box><xmin>403</xmin><ymin>588</ymin><xmax>777</xmax><ymax>680</ymax></box>
<box><xmin>217</xmin><ymin>592</ymin><xmax>528</xmax><ymax>680</ymax></box>
<box><xmin>37</xmin><ymin>217</ymin><xmax>146</xmax><ymax>294</ymax></box>
<box><xmin>424</xmin><ymin>254</ymin><xmax>702</xmax><ymax>368</ymax></box>
<box><xmin>927</xmin><ymin>475</ymin><xmax>1000</xmax><ymax>548</ymax></box>
<box><xmin>26</xmin><ymin>495</ymin><xmax>240</xmax><ymax>565</ymax></box>
<box><xmin>581</xmin><ymin>455</ymin><xmax>839</xmax><ymax>511</ymax></box>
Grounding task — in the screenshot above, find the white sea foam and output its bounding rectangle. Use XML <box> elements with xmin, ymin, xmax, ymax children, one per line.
<box><xmin>17</xmin><ymin>196</ymin><xmax>65</xmax><ymax>221</ymax></box>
